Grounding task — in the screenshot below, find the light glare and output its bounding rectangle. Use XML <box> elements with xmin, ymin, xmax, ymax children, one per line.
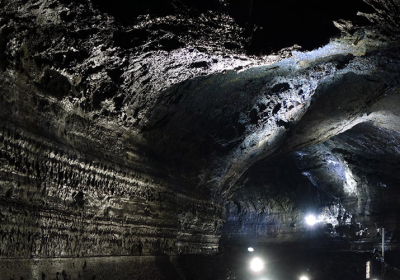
<box><xmin>250</xmin><ymin>257</ymin><xmax>264</xmax><ymax>272</ymax></box>
<box><xmin>248</xmin><ymin>247</ymin><xmax>254</xmax><ymax>252</ymax></box>
<box><xmin>305</xmin><ymin>214</ymin><xmax>317</xmax><ymax>226</ymax></box>
<box><xmin>300</xmin><ymin>276</ymin><xmax>309</xmax><ymax>280</ymax></box>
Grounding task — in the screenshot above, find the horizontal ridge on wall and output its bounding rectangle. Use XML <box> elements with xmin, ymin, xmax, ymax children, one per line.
<box><xmin>0</xmin><ymin>122</ymin><xmax>223</xmax><ymax>258</ymax></box>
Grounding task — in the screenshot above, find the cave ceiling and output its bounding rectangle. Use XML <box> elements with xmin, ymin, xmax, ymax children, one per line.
<box><xmin>1</xmin><ymin>0</ymin><xmax>400</xmax><ymax>261</ymax></box>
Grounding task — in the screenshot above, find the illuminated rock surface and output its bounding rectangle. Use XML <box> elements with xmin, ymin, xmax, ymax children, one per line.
<box><xmin>1</xmin><ymin>0</ymin><xmax>400</xmax><ymax>279</ymax></box>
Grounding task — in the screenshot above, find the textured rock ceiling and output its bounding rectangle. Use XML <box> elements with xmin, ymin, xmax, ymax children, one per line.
<box><xmin>1</xmin><ymin>0</ymin><xmax>400</xmax><ymax>278</ymax></box>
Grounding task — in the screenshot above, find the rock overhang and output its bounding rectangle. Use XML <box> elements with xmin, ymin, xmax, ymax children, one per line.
<box><xmin>1</xmin><ymin>0</ymin><xmax>400</xmax><ymax>263</ymax></box>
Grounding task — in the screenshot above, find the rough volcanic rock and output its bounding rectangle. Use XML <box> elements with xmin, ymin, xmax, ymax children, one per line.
<box><xmin>1</xmin><ymin>0</ymin><xmax>400</xmax><ymax>279</ymax></box>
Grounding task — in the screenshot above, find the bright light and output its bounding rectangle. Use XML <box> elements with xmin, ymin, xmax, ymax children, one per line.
<box><xmin>250</xmin><ymin>257</ymin><xmax>264</xmax><ymax>272</ymax></box>
<box><xmin>300</xmin><ymin>276</ymin><xmax>309</xmax><ymax>280</ymax></box>
<box><xmin>305</xmin><ymin>214</ymin><xmax>317</xmax><ymax>226</ymax></box>
<box><xmin>248</xmin><ymin>247</ymin><xmax>254</xmax><ymax>252</ymax></box>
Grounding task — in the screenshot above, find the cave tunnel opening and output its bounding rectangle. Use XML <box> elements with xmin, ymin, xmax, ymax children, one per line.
<box><xmin>221</xmin><ymin>122</ymin><xmax>400</xmax><ymax>280</ymax></box>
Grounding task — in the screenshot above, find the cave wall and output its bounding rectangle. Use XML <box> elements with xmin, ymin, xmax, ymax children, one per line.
<box><xmin>0</xmin><ymin>0</ymin><xmax>231</xmax><ymax>261</ymax></box>
<box><xmin>0</xmin><ymin>123</ymin><xmax>223</xmax><ymax>258</ymax></box>
<box><xmin>1</xmin><ymin>0</ymin><xmax>400</xmax><ymax>279</ymax></box>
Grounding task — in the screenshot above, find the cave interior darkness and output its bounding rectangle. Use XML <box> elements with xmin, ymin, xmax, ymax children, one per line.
<box><xmin>1</xmin><ymin>0</ymin><xmax>400</xmax><ymax>279</ymax></box>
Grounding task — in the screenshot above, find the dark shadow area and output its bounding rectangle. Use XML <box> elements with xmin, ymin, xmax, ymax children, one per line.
<box><xmin>91</xmin><ymin>0</ymin><xmax>173</xmax><ymax>21</ymax></box>
<box><xmin>91</xmin><ymin>0</ymin><xmax>375</xmax><ymax>55</ymax></box>
<box><xmin>91</xmin><ymin>0</ymin><xmax>221</xmax><ymax>24</ymax></box>
<box><xmin>228</xmin><ymin>0</ymin><xmax>375</xmax><ymax>54</ymax></box>
<box><xmin>172</xmin><ymin>255</ymin><xmax>226</xmax><ymax>280</ymax></box>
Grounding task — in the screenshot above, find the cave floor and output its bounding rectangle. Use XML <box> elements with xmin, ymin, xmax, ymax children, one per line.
<box><xmin>2</xmin><ymin>245</ymin><xmax>400</xmax><ymax>280</ymax></box>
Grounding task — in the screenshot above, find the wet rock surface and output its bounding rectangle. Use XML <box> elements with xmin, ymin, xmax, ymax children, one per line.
<box><xmin>1</xmin><ymin>0</ymin><xmax>400</xmax><ymax>279</ymax></box>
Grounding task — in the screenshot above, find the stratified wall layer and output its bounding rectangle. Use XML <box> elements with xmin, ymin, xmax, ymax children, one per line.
<box><xmin>0</xmin><ymin>123</ymin><xmax>223</xmax><ymax>258</ymax></box>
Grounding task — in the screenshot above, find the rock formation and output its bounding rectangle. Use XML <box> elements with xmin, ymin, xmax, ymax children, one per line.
<box><xmin>1</xmin><ymin>0</ymin><xmax>400</xmax><ymax>279</ymax></box>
